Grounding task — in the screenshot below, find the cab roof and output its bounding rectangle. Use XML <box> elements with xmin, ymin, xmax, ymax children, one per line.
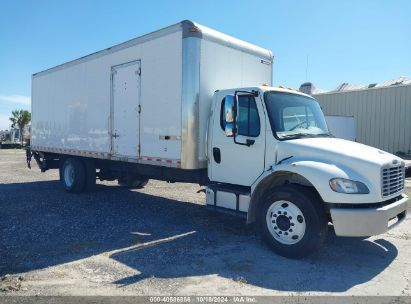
<box><xmin>217</xmin><ymin>86</ymin><xmax>314</xmax><ymax>99</ymax></box>
<box><xmin>257</xmin><ymin>86</ymin><xmax>314</xmax><ymax>99</ymax></box>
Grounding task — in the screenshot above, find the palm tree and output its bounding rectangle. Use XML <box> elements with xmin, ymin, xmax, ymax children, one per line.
<box><xmin>9</xmin><ymin>110</ymin><xmax>31</xmax><ymax>145</ymax></box>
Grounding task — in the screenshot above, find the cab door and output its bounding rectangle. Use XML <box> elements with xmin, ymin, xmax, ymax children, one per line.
<box><xmin>209</xmin><ymin>91</ymin><xmax>266</xmax><ymax>186</ymax></box>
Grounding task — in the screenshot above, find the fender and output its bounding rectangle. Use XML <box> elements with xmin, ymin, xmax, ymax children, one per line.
<box><xmin>246</xmin><ymin>158</ymin><xmax>379</xmax><ymax>224</ymax></box>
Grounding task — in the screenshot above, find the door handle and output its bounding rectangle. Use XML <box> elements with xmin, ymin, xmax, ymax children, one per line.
<box><xmin>213</xmin><ymin>147</ymin><xmax>221</xmax><ymax>164</ymax></box>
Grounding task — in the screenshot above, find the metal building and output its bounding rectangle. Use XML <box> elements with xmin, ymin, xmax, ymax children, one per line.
<box><xmin>310</xmin><ymin>82</ymin><xmax>411</xmax><ymax>156</ymax></box>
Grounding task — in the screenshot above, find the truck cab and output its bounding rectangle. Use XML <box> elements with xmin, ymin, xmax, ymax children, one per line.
<box><xmin>206</xmin><ymin>86</ymin><xmax>408</xmax><ymax>258</ymax></box>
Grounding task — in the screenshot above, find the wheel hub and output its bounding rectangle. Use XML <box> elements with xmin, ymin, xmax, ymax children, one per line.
<box><xmin>266</xmin><ymin>200</ymin><xmax>306</xmax><ymax>245</ymax></box>
<box><xmin>276</xmin><ymin>215</ymin><xmax>291</xmax><ymax>231</ymax></box>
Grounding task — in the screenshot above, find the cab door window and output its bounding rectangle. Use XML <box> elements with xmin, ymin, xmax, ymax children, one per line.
<box><xmin>221</xmin><ymin>95</ymin><xmax>260</xmax><ymax>137</ymax></box>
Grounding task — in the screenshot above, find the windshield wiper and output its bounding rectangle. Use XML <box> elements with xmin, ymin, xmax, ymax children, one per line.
<box><xmin>310</xmin><ymin>133</ymin><xmax>333</xmax><ymax>138</ymax></box>
<box><xmin>280</xmin><ymin>133</ymin><xmax>314</xmax><ymax>139</ymax></box>
<box><xmin>279</xmin><ymin>133</ymin><xmax>331</xmax><ymax>140</ymax></box>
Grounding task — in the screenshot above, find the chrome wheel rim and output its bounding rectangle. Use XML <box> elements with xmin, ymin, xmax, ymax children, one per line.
<box><xmin>266</xmin><ymin>200</ymin><xmax>306</xmax><ymax>245</ymax></box>
<box><xmin>64</xmin><ymin>163</ymin><xmax>75</xmax><ymax>187</ymax></box>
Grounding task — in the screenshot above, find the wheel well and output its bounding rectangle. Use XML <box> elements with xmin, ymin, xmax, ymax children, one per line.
<box><xmin>247</xmin><ymin>171</ymin><xmax>325</xmax><ymax>224</ymax></box>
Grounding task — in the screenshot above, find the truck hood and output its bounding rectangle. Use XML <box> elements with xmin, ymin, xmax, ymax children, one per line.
<box><xmin>277</xmin><ymin>137</ymin><xmax>403</xmax><ymax>169</ymax></box>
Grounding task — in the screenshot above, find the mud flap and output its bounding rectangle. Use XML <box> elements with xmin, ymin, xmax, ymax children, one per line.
<box><xmin>30</xmin><ymin>150</ymin><xmax>47</xmax><ymax>172</ymax></box>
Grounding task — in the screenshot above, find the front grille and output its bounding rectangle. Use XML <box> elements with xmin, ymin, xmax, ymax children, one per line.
<box><xmin>382</xmin><ymin>164</ymin><xmax>405</xmax><ymax>197</ymax></box>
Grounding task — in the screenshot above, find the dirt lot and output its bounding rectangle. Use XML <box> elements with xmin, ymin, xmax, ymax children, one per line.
<box><xmin>0</xmin><ymin>149</ymin><xmax>410</xmax><ymax>296</ymax></box>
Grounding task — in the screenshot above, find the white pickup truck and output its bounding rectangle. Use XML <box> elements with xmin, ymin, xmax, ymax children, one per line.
<box><xmin>29</xmin><ymin>20</ymin><xmax>408</xmax><ymax>258</ymax></box>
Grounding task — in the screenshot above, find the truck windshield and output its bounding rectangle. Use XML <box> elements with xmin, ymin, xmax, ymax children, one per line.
<box><xmin>264</xmin><ymin>91</ymin><xmax>330</xmax><ymax>140</ymax></box>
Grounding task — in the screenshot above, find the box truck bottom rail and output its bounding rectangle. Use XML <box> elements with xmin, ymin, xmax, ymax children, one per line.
<box><xmin>28</xmin><ymin>150</ymin><xmax>209</xmax><ymax>186</ymax></box>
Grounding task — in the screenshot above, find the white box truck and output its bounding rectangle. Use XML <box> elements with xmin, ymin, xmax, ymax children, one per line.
<box><xmin>0</xmin><ymin>128</ymin><xmax>22</xmax><ymax>148</ymax></box>
<box><xmin>29</xmin><ymin>20</ymin><xmax>408</xmax><ymax>258</ymax></box>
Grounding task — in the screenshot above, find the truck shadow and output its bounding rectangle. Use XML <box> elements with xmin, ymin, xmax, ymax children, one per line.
<box><xmin>0</xmin><ymin>180</ymin><xmax>398</xmax><ymax>292</ymax></box>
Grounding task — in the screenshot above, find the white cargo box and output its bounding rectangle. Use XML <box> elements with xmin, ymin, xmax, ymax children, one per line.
<box><xmin>31</xmin><ymin>20</ymin><xmax>273</xmax><ymax>170</ymax></box>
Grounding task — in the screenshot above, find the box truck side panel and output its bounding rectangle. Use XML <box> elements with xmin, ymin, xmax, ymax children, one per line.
<box><xmin>139</xmin><ymin>31</ymin><xmax>182</xmax><ymax>162</ymax></box>
<box><xmin>32</xmin><ymin>30</ymin><xmax>182</xmax><ymax>161</ymax></box>
<box><xmin>32</xmin><ymin>61</ymin><xmax>110</xmax><ymax>154</ymax></box>
<box><xmin>197</xmin><ymin>39</ymin><xmax>272</xmax><ymax>165</ymax></box>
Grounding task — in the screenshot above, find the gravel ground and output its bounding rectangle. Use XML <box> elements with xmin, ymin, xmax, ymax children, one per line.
<box><xmin>0</xmin><ymin>149</ymin><xmax>410</xmax><ymax>296</ymax></box>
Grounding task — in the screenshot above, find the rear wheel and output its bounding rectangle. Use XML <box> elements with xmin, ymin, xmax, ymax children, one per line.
<box><xmin>258</xmin><ymin>185</ymin><xmax>327</xmax><ymax>259</ymax></box>
<box><xmin>61</xmin><ymin>158</ymin><xmax>86</xmax><ymax>193</ymax></box>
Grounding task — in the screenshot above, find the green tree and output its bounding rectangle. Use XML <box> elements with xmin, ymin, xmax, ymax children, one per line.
<box><xmin>9</xmin><ymin>110</ymin><xmax>31</xmax><ymax>144</ymax></box>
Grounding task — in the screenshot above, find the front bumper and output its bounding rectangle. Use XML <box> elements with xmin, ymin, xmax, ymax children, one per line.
<box><xmin>330</xmin><ymin>194</ymin><xmax>409</xmax><ymax>237</ymax></box>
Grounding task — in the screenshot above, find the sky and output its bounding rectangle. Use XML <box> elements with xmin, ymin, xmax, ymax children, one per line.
<box><xmin>0</xmin><ymin>0</ymin><xmax>410</xmax><ymax>130</ymax></box>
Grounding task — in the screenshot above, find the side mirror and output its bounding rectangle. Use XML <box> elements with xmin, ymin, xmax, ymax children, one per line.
<box><xmin>224</xmin><ymin>95</ymin><xmax>235</xmax><ymax>137</ymax></box>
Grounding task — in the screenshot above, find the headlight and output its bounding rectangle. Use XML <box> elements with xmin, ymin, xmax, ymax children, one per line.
<box><xmin>329</xmin><ymin>178</ymin><xmax>369</xmax><ymax>194</ymax></box>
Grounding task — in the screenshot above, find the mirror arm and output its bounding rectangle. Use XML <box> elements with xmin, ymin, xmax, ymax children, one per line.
<box><xmin>232</xmin><ymin>90</ymin><xmax>258</xmax><ymax>147</ymax></box>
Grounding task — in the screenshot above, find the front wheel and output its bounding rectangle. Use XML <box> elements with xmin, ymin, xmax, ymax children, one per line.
<box><xmin>258</xmin><ymin>185</ymin><xmax>327</xmax><ymax>259</ymax></box>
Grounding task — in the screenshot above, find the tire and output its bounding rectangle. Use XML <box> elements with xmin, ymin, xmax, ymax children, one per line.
<box><xmin>257</xmin><ymin>185</ymin><xmax>327</xmax><ymax>259</ymax></box>
<box><xmin>118</xmin><ymin>178</ymin><xmax>149</xmax><ymax>189</ymax></box>
<box><xmin>61</xmin><ymin>158</ymin><xmax>86</xmax><ymax>193</ymax></box>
